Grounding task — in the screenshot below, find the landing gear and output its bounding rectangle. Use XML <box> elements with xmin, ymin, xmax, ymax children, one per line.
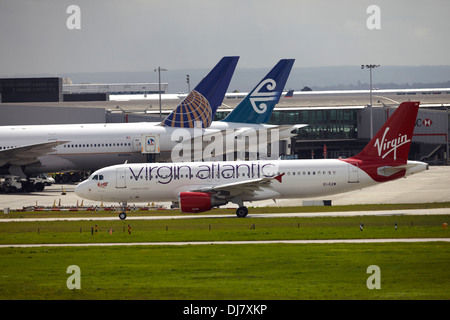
<box><xmin>118</xmin><ymin>202</ymin><xmax>128</xmax><ymax>220</ymax></box>
<box><xmin>236</xmin><ymin>206</ymin><xmax>248</xmax><ymax>218</ymax></box>
<box><xmin>119</xmin><ymin>212</ymin><xmax>127</xmax><ymax>220</ymax></box>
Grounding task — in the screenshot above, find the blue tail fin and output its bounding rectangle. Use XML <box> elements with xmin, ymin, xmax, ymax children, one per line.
<box><xmin>285</xmin><ymin>89</ymin><xmax>294</xmax><ymax>97</ymax></box>
<box><xmin>222</xmin><ymin>59</ymin><xmax>294</xmax><ymax>124</ymax></box>
<box><xmin>162</xmin><ymin>56</ymin><xmax>239</xmax><ymax>128</ymax></box>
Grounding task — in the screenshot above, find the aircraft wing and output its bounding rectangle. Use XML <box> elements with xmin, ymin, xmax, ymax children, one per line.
<box><xmin>0</xmin><ymin>141</ymin><xmax>68</xmax><ymax>167</ymax></box>
<box><xmin>234</xmin><ymin>124</ymin><xmax>308</xmax><ymax>138</ymax></box>
<box><xmin>170</xmin><ymin>124</ymin><xmax>308</xmax><ymax>161</ymax></box>
<box><xmin>193</xmin><ymin>173</ymin><xmax>285</xmax><ymax>199</ymax></box>
<box><xmin>186</xmin><ymin>124</ymin><xmax>308</xmax><ymax>145</ymax></box>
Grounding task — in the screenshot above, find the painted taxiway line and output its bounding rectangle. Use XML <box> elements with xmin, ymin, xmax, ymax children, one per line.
<box><xmin>1</xmin><ymin>208</ymin><xmax>449</xmax><ymax>223</ymax></box>
<box><xmin>0</xmin><ymin>238</ymin><xmax>449</xmax><ymax>248</ymax></box>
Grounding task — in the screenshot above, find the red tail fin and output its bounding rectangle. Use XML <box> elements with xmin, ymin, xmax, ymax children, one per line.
<box><xmin>352</xmin><ymin>101</ymin><xmax>419</xmax><ymax>163</ymax></box>
<box><xmin>342</xmin><ymin>101</ymin><xmax>420</xmax><ymax>182</ymax></box>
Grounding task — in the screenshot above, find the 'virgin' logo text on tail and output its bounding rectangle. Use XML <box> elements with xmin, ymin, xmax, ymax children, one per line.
<box><xmin>374</xmin><ymin>127</ymin><xmax>410</xmax><ymax>160</ymax></box>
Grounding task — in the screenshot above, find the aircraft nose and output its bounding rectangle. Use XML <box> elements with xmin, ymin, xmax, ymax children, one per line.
<box><xmin>75</xmin><ymin>181</ymin><xmax>90</xmax><ymax>198</ymax></box>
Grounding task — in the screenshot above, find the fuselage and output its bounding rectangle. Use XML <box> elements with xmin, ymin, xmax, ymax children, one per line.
<box><xmin>74</xmin><ymin>159</ymin><xmax>428</xmax><ymax>203</ymax></box>
<box><xmin>0</xmin><ymin>121</ymin><xmax>286</xmax><ymax>175</ymax></box>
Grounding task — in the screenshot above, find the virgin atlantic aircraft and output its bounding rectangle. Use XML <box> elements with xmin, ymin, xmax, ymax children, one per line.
<box><xmin>75</xmin><ymin>101</ymin><xmax>428</xmax><ymax>219</ymax></box>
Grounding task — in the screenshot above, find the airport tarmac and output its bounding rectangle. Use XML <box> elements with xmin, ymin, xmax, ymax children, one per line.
<box><xmin>0</xmin><ymin>165</ymin><xmax>448</xmax><ymax>211</ymax></box>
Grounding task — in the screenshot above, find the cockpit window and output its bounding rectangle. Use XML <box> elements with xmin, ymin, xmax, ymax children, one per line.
<box><xmin>90</xmin><ymin>174</ymin><xmax>104</xmax><ymax>181</ymax></box>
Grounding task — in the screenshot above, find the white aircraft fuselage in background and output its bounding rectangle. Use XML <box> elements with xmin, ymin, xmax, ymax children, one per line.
<box><xmin>0</xmin><ymin>121</ymin><xmax>299</xmax><ymax>175</ymax></box>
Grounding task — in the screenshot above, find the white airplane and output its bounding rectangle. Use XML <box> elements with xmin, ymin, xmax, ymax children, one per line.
<box><xmin>0</xmin><ymin>58</ymin><xmax>302</xmax><ymax>187</ymax></box>
<box><xmin>75</xmin><ymin>101</ymin><xmax>428</xmax><ymax>219</ymax></box>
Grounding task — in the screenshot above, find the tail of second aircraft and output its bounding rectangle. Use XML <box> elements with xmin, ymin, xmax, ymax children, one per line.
<box><xmin>284</xmin><ymin>89</ymin><xmax>294</xmax><ymax>98</ymax></box>
<box><xmin>342</xmin><ymin>101</ymin><xmax>423</xmax><ymax>182</ymax></box>
<box><xmin>162</xmin><ymin>56</ymin><xmax>239</xmax><ymax>128</ymax></box>
<box><xmin>222</xmin><ymin>59</ymin><xmax>295</xmax><ymax>124</ymax></box>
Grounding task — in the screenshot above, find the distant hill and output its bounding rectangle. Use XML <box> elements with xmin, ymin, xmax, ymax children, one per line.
<box><xmin>8</xmin><ymin>65</ymin><xmax>450</xmax><ymax>94</ymax></box>
<box><xmin>285</xmin><ymin>66</ymin><xmax>450</xmax><ymax>91</ymax></box>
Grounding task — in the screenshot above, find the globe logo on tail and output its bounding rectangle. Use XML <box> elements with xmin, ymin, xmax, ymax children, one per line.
<box><xmin>162</xmin><ymin>90</ymin><xmax>212</xmax><ymax>128</ymax></box>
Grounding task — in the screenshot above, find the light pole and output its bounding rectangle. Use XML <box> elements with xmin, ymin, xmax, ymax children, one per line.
<box><xmin>186</xmin><ymin>74</ymin><xmax>190</xmax><ymax>93</ymax></box>
<box><xmin>154</xmin><ymin>66</ymin><xmax>168</xmax><ymax>121</ymax></box>
<box><xmin>361</xmin><ymin>64</ymin><xmax>380</xmax><ymax>138</ymax></box>
<box><xmin>447</xmin><ymin>105</ymin><xmax>449</xmax><ymax>165</ymax></box>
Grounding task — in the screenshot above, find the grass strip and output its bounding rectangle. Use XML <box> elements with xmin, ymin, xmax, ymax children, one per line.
<box><xmin>0</xmin><ymin>215</ymin><xmax>448</xmax><ymax>244</ymax></box>
<box><xmin>0</xmin><ymin>242</ymin><xmax>448</xmax><ymax>299</ymax></box>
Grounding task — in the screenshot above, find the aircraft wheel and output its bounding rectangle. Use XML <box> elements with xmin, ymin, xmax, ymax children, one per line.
<box><xmin>23</xmin><ymin>182</ymin><xmax>35</xmax><ymax>193</ymax></box>
<box><xmin>236</xmin><ymin>206</ymin><xmax>248</xmax><ymax>218</ymax></box>
<box><xmin>119</xmin><ymin>212</ymin><xmax>127</xmax><ymax>220</ymax></box>
<box><xmin>34</xmin><ymin>182</ymin><xmax>45</xmax><ymax>192</ymax></box>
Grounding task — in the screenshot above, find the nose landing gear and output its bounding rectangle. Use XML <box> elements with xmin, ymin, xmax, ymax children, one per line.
<box><xmin>118</xmin><ymin>202</ymin><xmax>128</xmax><ymax>220</ymax></box>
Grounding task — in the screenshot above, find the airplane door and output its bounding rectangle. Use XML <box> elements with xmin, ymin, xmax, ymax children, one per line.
<box><xmin>347</xmin><ymin>162</ymin><xmax>359</xmax><ymax>183</ymax></box>
<box><xmin>116</xmin><ymin>168</ymin><xmax>127</xmax><ymax>188</ymax></box>
<box><xmin>133</xmin><ymin>137</ymin><xmax>141</xmax><ymax>152</ymax></box>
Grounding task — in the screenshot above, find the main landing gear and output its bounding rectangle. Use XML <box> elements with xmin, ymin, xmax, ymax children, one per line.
<box><xmin>235</xmin><ymin>206</ymin><xmax>248</xmax><ymax>218</ymax></box>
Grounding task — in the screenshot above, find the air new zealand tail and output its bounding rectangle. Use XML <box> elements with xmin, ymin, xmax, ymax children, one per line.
<box><xmin>222</xmin><ymin>59</ymin><xmax>294</xmax><ymax>124</ymax></box>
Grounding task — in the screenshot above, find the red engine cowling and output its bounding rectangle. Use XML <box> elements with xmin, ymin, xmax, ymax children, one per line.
<box><xmin>179</xmin><ymin>192</ymin><xmax>213</xmax><ymax>213</ymax></box>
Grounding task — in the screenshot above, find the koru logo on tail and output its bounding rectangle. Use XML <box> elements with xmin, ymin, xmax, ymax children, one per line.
<box><xmin>250</xmin><ymin>79</ymin><xmax>278</xmax><ymax>114</ymax></box>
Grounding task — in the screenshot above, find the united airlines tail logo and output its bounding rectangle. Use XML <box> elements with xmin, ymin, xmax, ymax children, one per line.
<box><xmin>162</xmin><ymin>90</ymin><xmax>212</xmax><ymax>128</ymax></box>
<box><xmin>374</xmin><ymin>127</ymin><xmax>410</xmax><ymax>160</ymax></box>
<box><xmin>249</xmin><ymin>79</ymin><xmax>279</xmax><ymax>114</ymax></box>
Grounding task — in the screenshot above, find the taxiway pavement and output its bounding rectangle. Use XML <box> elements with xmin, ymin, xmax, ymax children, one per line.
<box><xmin>1</xmin><ymin>238</ymin><xmax>449</xmax><ymax>249</ymax></box>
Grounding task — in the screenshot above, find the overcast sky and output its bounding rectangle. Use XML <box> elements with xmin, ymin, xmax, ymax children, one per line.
<box><xmin>0</xmin><ymin>0</ymin><xmax>449</xmax><ymax>77</ymax></box>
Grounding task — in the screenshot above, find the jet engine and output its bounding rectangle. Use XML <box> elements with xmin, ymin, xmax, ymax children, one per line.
<box><xmin>179</xmin><ymin>191</ymin><xmax>227</xmax><ymax>213</ymax></box>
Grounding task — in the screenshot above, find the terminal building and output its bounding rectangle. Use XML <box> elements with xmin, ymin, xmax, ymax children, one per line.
<box><xmin>0</xmin><ymin>77</ymin><xmax>168</xmax><ymax>103</ymax></box>
<box><xmin>217</xmin><ymin>103</ymin><xmax>449</xmax><ymax>164</ymax></box>
<box><xmin>63</xmin><ymin>81</ymin><xmax>168</xmax><ymax>98</ymax></box>
<box><xmin>0</xmin><ymin>77</ymin><xmax>449</xmax><ymax>165</ymax></box>
<box><xmin>0</xmin><ymin>77</ymin><xmax>63</xmax><ymax>103</ymax></box>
